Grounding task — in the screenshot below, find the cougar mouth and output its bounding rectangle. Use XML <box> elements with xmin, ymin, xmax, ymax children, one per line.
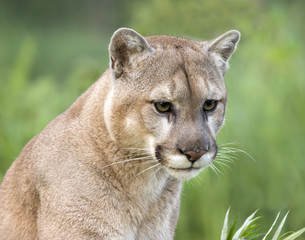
<box><xmin>168</xmin><ymin>166</ymin><xmax>201</xmax><ymax>171</ymax></box>
<box><xmin>154</xmin><ymin>142</ymin><xmax>220</xmax><ymax>176</ymax></box>
<box><xmin>165</xmin><ymin>165</ymin><xmax>203</xmax><ymax>180</ymax></box>
<box><xmin>154</xmin><ymin>145</ymin><xmax>213</xmax><ymax>180</ymax></box>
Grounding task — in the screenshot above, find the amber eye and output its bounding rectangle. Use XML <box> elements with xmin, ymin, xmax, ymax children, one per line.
<box><xmin>155</xmin><ymin>102</ymin><xmax>171</xmax><ymax>113</ymax></box>
<box><xmin>203</xmin><ymin>100</ymin><xmax>218</xmax><ymax>112</ymax></box>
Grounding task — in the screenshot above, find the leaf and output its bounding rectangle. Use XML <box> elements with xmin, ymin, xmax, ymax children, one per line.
<box><xmin>221</xmin><ymin>208</ymin><xmax>231</xmax><ymax>240</ymax></box>
<box><xmin>282</xmin><ymin>227</ymin><xmax>305</xmax><ymax>240</ymax></box>
<box><xmin>227</xmin><ymin>216</ymin><xmax>238</xmax><ymax>240</ymax></box>
<box><xmin>233</xmin><ymin>210</ymin><xmax>259</xmax><ymax>239</ymax></box>
<box><xmin>241</xmin><ymin>221</ymin><xmax>262</xmax><ymax>238</ymax></box>
<box><xmin>262</xmin><ymin>212</ymin><xmax>280</xmax><ymax>240</ymax></box>
<box><xmin>219</xmin><ymin>209</ymin><xmax>305</xmax><ymax>240</ymax></box>
<box><xmin>246</xmin><ymin>232</ymin><xmax>265</xmax><ymax>239</ymax></box>
<box><xmin>272</xmin><ymin>211</ymin><xmax>289</xmax><ymax>240</ymax></box>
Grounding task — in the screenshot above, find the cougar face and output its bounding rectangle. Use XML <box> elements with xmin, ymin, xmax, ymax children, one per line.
<box><xmin>150</xmin><ymin>57</ymin><xmax>226</xmax><ymax>180</ymax></box>
<box><xmin>105</xmin><ymin>34</ymin><xmax>229</xmax><ymax>180</ymax></box>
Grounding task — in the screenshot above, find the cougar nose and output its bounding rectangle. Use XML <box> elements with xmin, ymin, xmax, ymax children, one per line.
<box><xmin>182</xmin><ymin>148</ymin><xmax>208</xmax><ymax>162</ymax></box>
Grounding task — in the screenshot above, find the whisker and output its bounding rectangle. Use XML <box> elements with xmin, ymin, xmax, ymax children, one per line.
<box><xmin>209</xmin><ymin>164</ymin><xmax>218</xmax><ymax>175</ymax></box>
<box><xmin>118</xmin><ymin>147</ymin><xmax>150</xmax><ymax>152</ymax></box>
<box><xmin>134</xmin><ymin>159</ymin><xmax>157</xmax><ymax>167</ymax></box>
<box><xmin>216</xmin><ymin>156</ymin><xmax>235</xmax><ymax>163</ymax></box>
<box><xmin>218</xmin><ymin>146</ymin><xmax>255</xmax><ymax>161</ymax></box>
<box><xmin>150</xmin><ymin>165</ymin><xmax>163</xmax><ymax>178</ymax></box>
<box><xmin>101</xmin><ymin>156</ymin><xmax>153</xmax><ymax>169</ymax></box>
<box><xmin>214</xmin><ymin>160</ymin><xmax>232</xmax><ymax>172</ymax></box>
<box><xmin>217</xmin><ymin>150</ymin><xmax>238</xmax><ymax>157</ymax></box>
<box><xmin>193</xmin><ymin>174</ymin><xmax>203</xmax><ymax>185</ymax></box>
<box><xmin>210</xmin><ymin>166</ymin><xmax>219</xmax><ymax>176</ymax></box>
<box><xmin>136</xmin><ymin>163</ymin><xmax>160</xmax><ymax>177</ymax></box>
<box><xmin>214</xmin><ymin>147</ymin><xmax>240</xmax><ymax>173</ymax></box>
<box><xmin>217</xmin><ymin>159</ymin><xmax>236</xmax><ymax>168</ymax></box>
<box><xmin>216</xmin><ymin>154</ymin><xmax>237</xmax><ymax>160</ymax></box>
<box><xmin>215</xmin><ymin>165</ymin><xmax>224</xmax><ymax>175</ymax></box>
<box><xmin>214</xmin><ymin>160</ymin><xmax>229</xmax><ymax>168</ymax></box>
<box><xmin>112</xmin><ymin>154</ymin><xmax>146</xmax><ymax>161</ymax></box>
<box><xmin>187</xmin><ymin>178</ymin><xmax>196</xmax><ymax>188</ymax></box>
<box><xmin>216</xmin><ymin>157</ymin><xmax>236</xmax><ymax>165</ymax></box>
<box><xmin>209</xmin><ymin>163</ymin><xmax>224</xmax><ymax>176</ymax></box>
<box><xmin>112</xmin><ymin>153</ymin><xmax>149</xmax><ymax>161</ymax></box>
<box><xmin>210</xmin><ymin>143</ymin><xmax>256</xmax><ymax>177</ymax></box>
<box><xmin>129</xmin><ymin>163</ymin><xmax>160</xmax><ymax>182</ymax></box>
<box><xmin>113</xmin><ymin>147</ymin><xmax>150</xmax><ymax>156</ymax></box>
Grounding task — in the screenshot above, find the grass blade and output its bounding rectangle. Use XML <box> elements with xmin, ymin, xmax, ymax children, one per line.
<box><xmin>233</xmin><ymin>210</ymin><xmax>258</xmax><ymax>239</ymax></box>
<box><xmin>271</xmin><ymin>211</ymin><xmax>289</xmax><ymax>240</ymax></box>
<box><xmin>262</xmin><ymin>212</ymin><xmax>280</xmax><ymax>240</ymax></box>
<box><xmin>221</xmin><ymin>208</ymin><xmax>231</xmax><ymax>240</ymax></box>
<box><xmin>282</xmin><ymin>227</ymin><xmax>305</xmax><ymax>240</ymax></box>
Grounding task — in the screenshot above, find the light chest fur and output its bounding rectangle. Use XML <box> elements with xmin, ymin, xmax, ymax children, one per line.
<box><xmin>0</xmin><ymin>28</ymin><xmax>240</xmax><ymax>239</ymax></box>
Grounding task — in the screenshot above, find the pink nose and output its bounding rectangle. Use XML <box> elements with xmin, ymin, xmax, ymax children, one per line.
<box><xmin>183</xmin><ymin>149</ymin><xmax>208</xmax><ymax>162</ymax></box>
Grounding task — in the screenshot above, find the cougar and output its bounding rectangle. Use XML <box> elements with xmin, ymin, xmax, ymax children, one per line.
<box><xmin>0</xmin><ymin>28</ymin><xmax>240</xmax><ymax>239</ymax></box>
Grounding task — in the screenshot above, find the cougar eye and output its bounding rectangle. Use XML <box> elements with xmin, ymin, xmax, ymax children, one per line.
<box><xmin>155</xmin><ymin>102</ymin><xmax>171</xmax><ymax>113</ymax></box>
<box><xmin>203</xmin><ymin>100</ymin><xmax>218</xmax><ymax>112</ymax></box>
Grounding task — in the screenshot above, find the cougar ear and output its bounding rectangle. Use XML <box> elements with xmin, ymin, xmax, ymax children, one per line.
<box><xmin>206</xmin><ymin>30</ymin><xmax>241</xmax><ymax>75</ymax></box>
<box><xmin>109</xmin><ymin>28</ymin><xmax>154</xmax><ymax>78</ymax></box>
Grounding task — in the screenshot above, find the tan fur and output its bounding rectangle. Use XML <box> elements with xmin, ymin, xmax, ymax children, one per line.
<box><xmin>0</xmin><ymin>28</ymin><xmax>240</xmax><ymax>239</ymax></box>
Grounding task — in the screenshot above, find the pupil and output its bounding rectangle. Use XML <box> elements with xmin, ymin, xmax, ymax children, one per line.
<box><xmin>161</xmin><ymin>103</ymin><xmax>168</xmax><ymax>108</ymax></box>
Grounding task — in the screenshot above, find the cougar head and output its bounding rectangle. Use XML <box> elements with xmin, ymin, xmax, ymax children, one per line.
<box><xmin>104</xmin><ymin>28</ymin><xmax>240</xmax><ymax>180</ymax></box>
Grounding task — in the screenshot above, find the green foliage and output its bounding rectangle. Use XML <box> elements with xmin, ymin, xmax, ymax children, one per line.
<box><xmin>0</xmin><ymin>28</ymin><xmax>104</xmax><ymax>173</ymax></box>
<box><xmin>221</xmin><ymin>209</ymin><xmax>305</xmax><ymax>240</ymax></box>
<box><xmin>129</xmin><ymin>0</ymin><xmax>259</xmax><ymax>37</ymax></box>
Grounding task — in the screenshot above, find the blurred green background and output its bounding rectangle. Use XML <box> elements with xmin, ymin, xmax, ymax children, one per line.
<box><xmin>0</xmin><ymin>0</ymin><xmax>304</xmax><ymax>239</ymax></box>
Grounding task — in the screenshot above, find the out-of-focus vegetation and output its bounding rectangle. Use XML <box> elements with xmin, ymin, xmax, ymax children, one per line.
<box><xmin>221</xmin><ymin>209</ymin><xmax>305</xmax><ymax>240</ymax></box>
<box><xmin>0</xmin><ymin>0</ymin><xmax>304</xmax><ymax>239</ymax></box>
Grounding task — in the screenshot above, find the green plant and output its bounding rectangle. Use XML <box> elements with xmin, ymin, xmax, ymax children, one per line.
<box><xmin>221</xmin><ymin>208</ymin><xmax>305</xmax><ymax>240</ymax></box>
